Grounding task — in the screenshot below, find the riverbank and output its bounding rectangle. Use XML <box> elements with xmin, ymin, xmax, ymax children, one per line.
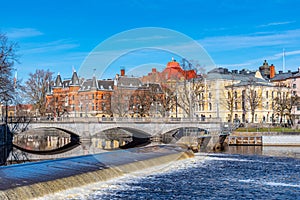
<box><xmin>0</xmin><ymin>144</ymin><xmax>193</xmax><ymax>200</ymax></box>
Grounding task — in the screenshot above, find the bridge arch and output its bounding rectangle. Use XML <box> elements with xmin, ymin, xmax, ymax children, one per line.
<box><xmin>160</xmin><ymin>124</ymin><xmax>210</xmax><ymax>136</ymax></box>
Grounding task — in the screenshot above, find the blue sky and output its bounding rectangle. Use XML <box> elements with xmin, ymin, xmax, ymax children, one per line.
<box><xmin>2</xmin><ymin>0</ymin><xmax>300</xmax><ymax>81</ymax></box>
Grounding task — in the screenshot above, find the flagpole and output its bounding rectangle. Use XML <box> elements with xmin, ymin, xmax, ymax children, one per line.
<box><xmin>283</xmin><ymin>48</ymin><xmax>285</xmax><ymax>72</ymax></box>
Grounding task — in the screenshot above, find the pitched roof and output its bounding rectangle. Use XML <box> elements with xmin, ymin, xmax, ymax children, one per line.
<box><xmin>79</xmin><ymin>79</ymin><xmax>113</xmax><ymax>92</ymax></box>
<box><xmin>271</xmin><ymin>72</ymin><xmax>293</xmax><ymax>81</ymax></box>
<box><xmin>54</xmin><ymin>73</ymin><xmax>63</xmax><ymax>88</ymax></box>
<box><xmin>70</xmin><ymin>70</ymin><xmax>80</xmax><ymax>85</ymax></box>
<box><xmin>117</xmin><ymin>76</ymin><xmax>142</xmax><ymax>88</ymax></box>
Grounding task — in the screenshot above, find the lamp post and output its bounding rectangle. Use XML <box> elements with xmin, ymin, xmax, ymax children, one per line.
<box><xmin>151</xmin><ymin>102</ymin><xmax>160</xmax><ymax>118</ymax></box>
<box><xmin>175</xmin><ymin>92</ymin><xmax>178</xmax><ymax>119</ymax></box>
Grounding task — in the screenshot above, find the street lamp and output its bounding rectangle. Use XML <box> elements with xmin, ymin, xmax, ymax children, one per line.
<box><xmin>151</xmin><ymin>102</ymin><xmax>160</xmax><ymax>118</ymax></box>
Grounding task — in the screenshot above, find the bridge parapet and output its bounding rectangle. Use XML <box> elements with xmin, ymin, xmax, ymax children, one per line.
<box><xmin>26</xmin><ymin>117</ymin><xmax>222</xmax><ymax>138</ymax></box>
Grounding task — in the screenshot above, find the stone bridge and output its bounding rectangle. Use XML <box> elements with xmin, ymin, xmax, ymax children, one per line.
<box><xmin>26</xmin><ymin>118</ymin><xmax>223</xmax><ymax>139</ymax></box>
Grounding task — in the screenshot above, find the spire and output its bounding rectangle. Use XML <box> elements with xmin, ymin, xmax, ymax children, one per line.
<box><xmin>91</xmin><ymin>73</ymin><xmax>97</xmax><ymax>89</ymax></box>
<box><xmin>70</xmin><ymin>70</ymin><xmax>79</xmax><ymax>85</ymax></box>
<box><xmin>54</xmin><ymin>73</ymin><xmax>63</xmax><ymax>88</ymax></box>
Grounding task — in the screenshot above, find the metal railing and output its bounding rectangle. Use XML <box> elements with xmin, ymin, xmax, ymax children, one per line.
<box><xmin>25</xmin><ymin>116</ymin><xmax>223</xmax><ymax>123</ymax></box>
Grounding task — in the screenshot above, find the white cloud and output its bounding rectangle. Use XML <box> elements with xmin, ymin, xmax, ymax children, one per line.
<box><xmin>20</xmin><ymin>39</ymin><xmax>79</xmax><ymax>54</ymax></box>
<box><xmin>199</xmin><ymin>29</ymin><xmax>300</xmax><ymax>51</ymax></box>
<box><xmin>6</xmin><ymin>28</ymin><xmax>43</xmax><ymax>39</ymax></box>
<box><xmin>258</xmin><ymin>21</ymin><xmax>295</xmax><ymax>27</ymax></box>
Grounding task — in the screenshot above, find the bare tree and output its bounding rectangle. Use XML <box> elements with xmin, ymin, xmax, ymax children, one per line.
<box><xmin>0</xmin><ymin>32</ymin><xmax>18</xmax><ymax>101</ymax></box>
<box><xmin>24</xmin><ymin>69</ymin><xmax>53</xmax><ymax>117</ymax></box>
<box><xmin>244</xmin><ymin>79</ymin><xmax>262</xmax><ymax>123</ymax></box>
<box><xmin>223</xmin><ymin>75</ymin><xmax>240</xmax><ymax>122</ymax></box>
<box><xmin>177</xmin><ymin>77</ymin><xmax>205</xmax><ymax>118</ymax></box>
<box><xmin>285</xmin><ymin>94</ymin><xmax>298</xmax><ymax>125</ymax></box>
<box><xmin>159</xmin><ymin>84</ymin><xmax>176</xmax><ymax>117</ymax></box>
<box><xmin>130</xmin><ymin>88</ymin><xmax>152</xmax><ymax>117</ymax></box>
<box><xmin>111</xmin><ymin>87</ymin><xmax>130</xmax><ymax>117</ymax></box>
<box><xmin>274</xmin><ymin>85</ymin><xmax>298</xmax><ymax>125</ymax></box>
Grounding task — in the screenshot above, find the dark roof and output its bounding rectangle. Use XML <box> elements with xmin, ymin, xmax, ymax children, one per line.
<box><xmin>54</xmin><ymin>74</ymin><xmax>63</xmax><ymax>88</ymax></box>
<box><xmin>117</xmin><ymin>77</ymin><xmax>142</xmax><ymax>88</ymax></box>
<box><xmin>271</xmin><ymin>72</ymin><xmax>293</xmax><ymax>81</ymax></box>
<box><xmin>62</xmin><ymin>80</ymin><xmax>71</xmax><ymax>88</ymax></box>
<box><xmin>79</xmin><ymin>79</ymin><xmax>113</xmax><ymax>92</ymax></box>
<box><xmin>70</xmin><ymin>71</ymin><xmax>80</xmax><ymax>85</ymax></box>
<box><xmin>98</xmin><ymin>80</ymin><xmax>114</xmax><ymax>90</ymax></box>
<box><xmin>145</xmin><ymin>83</ymin><xmax>164</xmax><ymax>94</ymax></box>
<box><xmin>231</xmin><ymin>79</ymin><xmax>274</xmax><ymax>88</ymax></box>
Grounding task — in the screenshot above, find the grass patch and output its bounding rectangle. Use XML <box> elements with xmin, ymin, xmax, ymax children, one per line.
<box><xmin>236</xmin><ymin>127</ymin><xmax>299</xmax><ymax>132</ymax></box>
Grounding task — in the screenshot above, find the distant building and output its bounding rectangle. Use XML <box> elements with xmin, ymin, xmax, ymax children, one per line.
<box><xmin>141</xmin><ymin>59</ymin><xmax>197</xmax><ymax>83</ymax></box>
<box><xmin>46</xmin><ymin>69</ymin><xmax>163</xmax><ymax>119</ymax></box>
<box><xmin>46</xmin><ymin>70</ymin><xmax>114</xmax><ymax>118</ymax></box>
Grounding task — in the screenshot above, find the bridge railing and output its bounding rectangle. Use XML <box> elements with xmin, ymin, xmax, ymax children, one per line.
<box><xmin>27</xmin><ymin>116</ymin><xmax>222</xmax><ymax>123</ymax></box>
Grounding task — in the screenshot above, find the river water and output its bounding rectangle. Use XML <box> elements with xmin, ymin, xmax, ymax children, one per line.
<box><xmin>40</xmin><ymin>146</ymin><xmax>300</xmax><ymax>200</ymax></box>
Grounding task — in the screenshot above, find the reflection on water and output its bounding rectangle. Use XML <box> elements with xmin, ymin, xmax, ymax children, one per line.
<box><xmin>5</xmin><ymin>128</ymin><xmax>133</xmax><ymax>163</ymax></box>
<box><xmin>14</xmin><ymin>135</ymin><xmax>71</xmax><ymax>151</ymax></box>
<box><xmin>262</xmin><ymin>146</ymin><xmax>300</xmax><ymax>158</ymax></box>
<box><xmin>91</xmin><ymin>138</ymin><xmax>127</xmax><ymax>150</ymax></box>
<box><xmin>13</xmin><ymin>128</ymin><xmax>72</xmax><ymax>151</ymax></box>
<box><xmin>225</xmin><ymin>145</ymin><xmax>300</xmax><ymax>159</ymax></box>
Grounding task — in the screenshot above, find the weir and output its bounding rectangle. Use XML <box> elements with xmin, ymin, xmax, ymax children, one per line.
<box><xmin>0</xmin><ymin>145</ymin><xmax>193</xmax><ymax>200</ymax></box>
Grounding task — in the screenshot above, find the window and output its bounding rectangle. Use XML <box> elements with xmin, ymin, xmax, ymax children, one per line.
<box><xmin>266</xmin><ymin>91</ymin><xmax>268</xmax><ymax>98</ymax></box>
<box><xmin>209</xmin><ymin>103</ymin><xmax>212</xmax><ymax>111</ymax></box>
<box><xmin>297</xmin><ymin>106</ymin><xmax>300</xmax><ymax>111</ymax></box>
<box><xmin>234</xmin><ymin>102</ymin><xmax>238</xmax><ymax>110</ymax></box>
<box><xmin>234</xmin><ymin>91</ymin><xmax>237</xmax><ymax>99</ymax></box>
<box><xmin>293</xmin><ymin>84</ymin><xmax>296</xmax><ymax>89</ymax></box>
<box><xmin>92</xmin><ymin>94</ymin><xmax>95</xmax><ymax>99</ymax></box>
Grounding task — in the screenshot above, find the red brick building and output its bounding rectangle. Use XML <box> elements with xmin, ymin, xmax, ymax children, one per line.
<box><xmin>46</xmin><ymin>70</ymin><xmax>113</xmax><ymax>118</ymax></box>
<box><xmin>141</xmin><ymin>59</ymin><xmax>197</xmax><ymax>83</ymax></box>
<box><xmin>45</xmin><ymin>69</ymin><xmax>163</xmax><ymax>119</ymax></box>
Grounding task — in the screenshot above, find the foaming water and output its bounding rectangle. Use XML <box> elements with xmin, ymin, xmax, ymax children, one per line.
<box><xmin>0</xmin><ymin>145</ymin><xmax>193</xmax><ymax>200</ymax></box>
<box><xmin>239</xmin><ymin>179</ymin><xmax>300</xmax><ymax>188</ymax></box>
<box><xmin>46</xmin><ymin>153</ymin><xmax>300</xmax><ymax>200</ymax></box>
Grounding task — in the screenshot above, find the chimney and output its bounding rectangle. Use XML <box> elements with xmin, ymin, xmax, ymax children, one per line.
<box><xmin>152</xmin><ymin>68</ymin><xmax>157</xmax><ymax>73</ymax></box>
<box><xmin>279</xmin><ymin>70</ymin><xmax>283</xmax><ymax>74</ymax></box>
<box><xmin>269</xmin><ymin>64</ymin><xmax>275</xmax><ymax>79</ymax></box>
<box><xmin>120</xmin><ymin>68</ymin><xmax>125</xmax><ymax>76</ymax></box>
